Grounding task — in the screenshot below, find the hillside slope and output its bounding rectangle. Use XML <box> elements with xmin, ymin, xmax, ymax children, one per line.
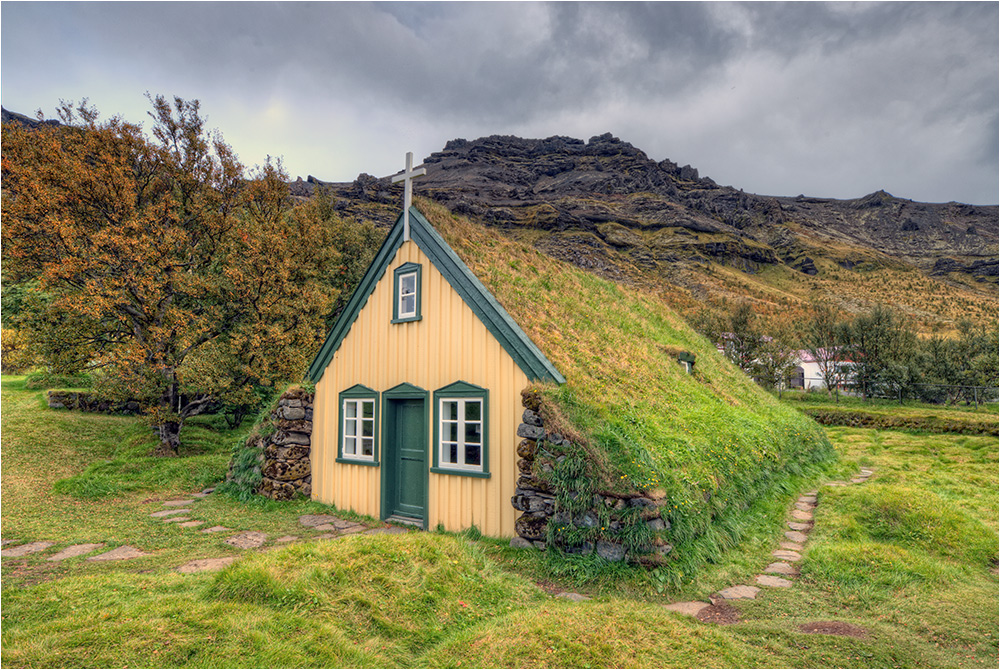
<box><xmin>307</xmin><ymin>134</ymin><xmax>998</xmax><ymax>334</ymax></box>
<box><xmin>418</xmin><ymin>199</ymin><xmax>834</xmax><ymax>566</ymax></box>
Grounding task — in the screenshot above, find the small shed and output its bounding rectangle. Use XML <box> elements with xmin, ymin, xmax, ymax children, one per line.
<box><xmin>306</xmin><ymin>205</ymin><xmax>563</xmax><ymax>536</ymax></box>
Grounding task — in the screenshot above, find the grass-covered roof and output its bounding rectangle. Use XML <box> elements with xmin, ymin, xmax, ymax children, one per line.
<box><xmin>417</xmin><ymin>199</ymin><xmax>835</xmax><ymax>550</ymax></box>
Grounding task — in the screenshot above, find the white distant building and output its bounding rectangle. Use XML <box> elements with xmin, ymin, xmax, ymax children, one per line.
<box><xmin>787</xmin><ymin>350</ymin><xmax>854</xmax><ymax>390</ymax></box>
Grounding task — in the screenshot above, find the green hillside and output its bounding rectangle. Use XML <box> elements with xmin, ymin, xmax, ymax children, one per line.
<box><xmin>420</xmin><ymin>200</ymin><xmax>835</xmax><ymax>566</ymax></box>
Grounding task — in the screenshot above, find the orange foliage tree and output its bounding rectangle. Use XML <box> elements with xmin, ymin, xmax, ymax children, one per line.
<box><xmin>2</xmin><ymin>96</ymin><xmax>344</xmax><ymax>455</ymax></box>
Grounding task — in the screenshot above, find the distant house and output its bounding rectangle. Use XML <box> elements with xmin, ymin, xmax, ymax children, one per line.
<box><xmin>306</xmin><ymin>206</ymin><xmax>563</xmax><ymax>536</ymax></box>
<box><xmin>787</xmin><ymin>349</ymin><xmax>854</xmax><ymax>391</ymax></box>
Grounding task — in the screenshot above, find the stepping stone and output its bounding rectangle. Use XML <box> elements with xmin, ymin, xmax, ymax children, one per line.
<box><xmin>274</xmin><ymin>535</ymin><xmax>298</xmax><ymax>543</ymax></box>
<box><xmin>178</xmin><ymin>521</ymin><xmax>205</xmax><ymax>528</ymax></box>
<box><xmin>224</xmin><ymin>531</ymin><xmax>267</xmax><ymax>549</ymax></box>
<box><xmin>780</xmin><ymin>541</ymin><xmax>803</xmax><ymax>552</ymax></box>
<box><xmin>791</xmin><ymin>509</ymin><xmax>813</xmax><ymax>521</ymax></box>
<box><xmin>191</xmin><ymin>492</ymin><xmax>211</xmax><ymax>498</ymax></box>
<box><xmin>765</xmin><ymin>561</ymin><xmax>798</xmax><ymax>575</ymax></box>
<box><xmin>311</xmin><ymin>523</ymin><xmax>338</xmax><ymax>532</ymax></box>
<box><xmin>825</xmin><ymin>481</ymin><xmax>849</xmax><ymax>487</ymax></box>
<box><xmin>716</xmin><ymin>585</ymin><xmax>759</xmax><ymax>600</ymax></box>
<box><xmin>202</xmin><ymin>488</ymin><xmax>215</xmax><ymax>494</ymax></box>
<box><xmin>785</xmin><ymin>530</ymin><xmax>808</xmax><ymax>544</ymax></box>
<box><xmin>1</xmin><ymin>539</ymin><xmax>13</xmax><ymax>546</ymax></box>
<box><xmin>850</xmin><ymin>478</ymin><xmax>866</xmax><ymax>484</ymax></box>
<box><xmin>1</xmin><ymin>541</ymin><xmax>55</xmax><ymax>558</ymax></box>
<box><xmin>47</xmin><ymin>543</ymin><xmax>105</xmax><ymax>562</ymax></box>
<box><xmin>804</xmin><ymin>490</ymin><xmax>818</xmax><ymax>497</ymax></box>
<box><xmin>555</xmin><ymin>592</ymin><xmax>591</xmax><ymax>602</ymax></box>
<box><xmin>663</xmin><ymin>601</ymin><xmax>710</xmax><ymax>617</ymax></box>
<box><xmin>163</xmin><ymin>517</ymin><xmax>191</xmax><ymax>524</ymax></box>
<box><xmin>794</xmin><ymin>502</ymin><xmax>815</xmax><ymax>512</ymax></box>
<box><xmin>162</xmin><ymin>499</ymin><xmax>195</xmax><ymax>506</ymax></box>
<box><xmin>299</xmin><ymin>514</ymin><xmax>351</xmax><ymax>528</ymax></box>
<box><xmin>787</xmin><ymin>521</ymin><xmax>812</xmax><ymax>531</ymax></box>
<box><xmin>340</xmin><ymin>524</ymin><xmax>366</xmax><ymax>534</ymax></box>
<box><xmin>176</xmin><ymin>556</ymin><xmax>238</xmax><ymax>574</ymax></box>
<box><xmin>859</xmin><ymin>469</ymin><xmax>873</xmax><ymax>476</ymax></box>
<box><xmin>88</xmin><ymin>545</ymin><xmax>147</xmax><ymax>561</ymax></box>
<box><xmin>756</xmin><ymin>574</ymin><xmax>793</xmax><ymax>588</ymax></box>
<box><xmin>201</xmin><ymin>526</ymin><xmax>230</xmax><ymax>533</ymax></box>
<box><xmin>773</xmin><ymin>550</ymin><xmax>802</xmax><ymax>562</ymax></box>
<box><xmin>150</xmin><ymin>509</ymin><xmax>190</xmax><ymax>518</ymax></box>
<box><xmin>364</xmin><ymin>526</ymin><xmax>409</xmax><ymax>535</ymax></box>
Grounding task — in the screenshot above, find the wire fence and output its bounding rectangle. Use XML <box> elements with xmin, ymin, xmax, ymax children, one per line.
<box><xmin>784</xmin><ymin>377</ymin><xmax>999</xmax><ymax>409</ymax></box>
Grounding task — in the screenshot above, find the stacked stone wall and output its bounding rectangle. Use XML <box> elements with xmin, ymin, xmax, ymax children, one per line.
<box><xmin>47</xmin><ymin>390</ymin><xmax>142</xmax><ymax>415</ymax></box>
<box><xmin>511</xmin><ymin>392</ymin><xmax>674</xmax><ymax>564</ymax></box>
<box><xmin>227</xmin><ymin>388</ymin><xmax>314</xmax><ymax>500</ymax></box>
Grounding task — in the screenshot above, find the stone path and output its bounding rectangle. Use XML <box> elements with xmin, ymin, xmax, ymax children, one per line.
<box><xmin>1</xmin><ymin>485</ymin><xmax>414</xmax><ymax>574</ymax></box>
<box><xmin>653</xmin><ymin>466</ymin><xmax>874</xmax><ymax>622</ymax></box>
<box><xmin>542</xmin><ymin>467</ymin><xmax>876</xmax><ymax>614</ymax></box>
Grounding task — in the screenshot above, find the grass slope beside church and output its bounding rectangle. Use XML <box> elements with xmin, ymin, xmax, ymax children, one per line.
<box><xmin>305</xmin><ymin>196</ymin><xmax>833</xmax><ymax>562</ymax></box>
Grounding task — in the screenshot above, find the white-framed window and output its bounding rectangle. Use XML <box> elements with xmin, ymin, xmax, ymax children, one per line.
<box><xmin>392</xmin><ymin>263</ymin><xmax>422</xmax><ymax>323</ymax></box>
<box><xmin>342</xmin><ymin>398</ymin><xmax>376</xmax><ymax>460</ymax></box>
<box><xmin>438</xmin><ymin>397</ymin><xmax>483</xmax><ymax>471</ymax></box>
<box><xmin>398</xmin><ymin>271</ymin><xmax>417</xmax><ymax>319</ymax></box>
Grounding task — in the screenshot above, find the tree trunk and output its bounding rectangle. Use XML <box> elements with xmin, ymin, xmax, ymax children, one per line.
<box><xmin>154</xmin><ymin>420</ymin><xmax>182</xmax><ymax>457</ymax></box>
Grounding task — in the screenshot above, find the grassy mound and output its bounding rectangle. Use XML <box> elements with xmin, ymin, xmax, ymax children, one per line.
<box><xmin>208</xmin><ymin>533</ymin><xmax>543</xmax><ymax>664</ymax></box>
<box><xmin>420</xmin><ymin>200</ymin><xmax>835</xmax><ymax>567</ymax></box>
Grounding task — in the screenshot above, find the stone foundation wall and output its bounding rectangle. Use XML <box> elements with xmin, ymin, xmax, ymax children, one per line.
<box><xmin>511</xmin><ymin>393</ymin><xmax>674</xmax><ymax>564</ymax></box>
<box><xmin>228</xmin><ymin>388</ymin><xmax>314</xmax><ymax>500</ymax></box>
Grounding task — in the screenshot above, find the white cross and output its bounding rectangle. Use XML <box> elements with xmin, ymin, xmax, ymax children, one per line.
<box><xmin>391</xmin><ymin>151</ymin><xmax>426</xmax><ymax>242</ymax></box>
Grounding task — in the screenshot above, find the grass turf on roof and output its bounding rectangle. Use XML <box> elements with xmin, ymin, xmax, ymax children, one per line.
<box><xmin>417</xmin><ymin>198</ymin><xmax>835</xmax><ymax>549</ymax></box>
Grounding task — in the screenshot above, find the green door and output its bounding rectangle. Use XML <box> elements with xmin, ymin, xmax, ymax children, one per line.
<box><xmin>389</xmin><ymin>398</ymin><xmax>426</xmax><ymax>522</ymax></box>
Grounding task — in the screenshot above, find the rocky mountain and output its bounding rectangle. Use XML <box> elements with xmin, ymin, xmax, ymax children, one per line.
<box><xmin>302</xmin><ymin>133</ymin><xmax>997</xmax><ymax>333</ymax></box>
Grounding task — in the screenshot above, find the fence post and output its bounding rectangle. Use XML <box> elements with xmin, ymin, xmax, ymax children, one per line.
<box><xmin>898</xmin><ymin>387</ymin><xmax>903</xmax><ymax>405</ymax></box>
<box><xmin>974</xmin><ymin>386</ymin><xmax>979</xmax><ymax>410</ymax></box>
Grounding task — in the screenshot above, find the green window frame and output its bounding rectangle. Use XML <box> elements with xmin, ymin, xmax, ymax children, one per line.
<box><xmin>337</xmin><ymin>384</ymin><xmax>380</xmax><ymax>466</ymax></box>
<box><xmin>431</xmin><ymin>381</ymin><xmax>490</xmax><ymax>478</ymax></box>
<box><xmin>392</xmin><ymin>262</ymin><xmax>422</xmax><ymax>323</ymax></box>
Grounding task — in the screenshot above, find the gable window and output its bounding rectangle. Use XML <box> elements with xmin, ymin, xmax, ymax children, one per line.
<box><xmin>432</xmin><ymin>381</ymin><xmax>490</xmax><ymax>478</ymax></box>
<box><xmin>392</xmin><ymin>262</ymin><xmax>422</xmax><ymax>323</ymax></box>
<box><xmin>337</xmin><ymin>385</ymin><xmax>379</xmax><ymax>465</ymax></box>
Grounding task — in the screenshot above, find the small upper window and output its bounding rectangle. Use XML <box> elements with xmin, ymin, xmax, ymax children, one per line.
<box><xmin>392</xmin><ymin>263</ymin><xmax>422</xmax><ymax>323</ymax></box>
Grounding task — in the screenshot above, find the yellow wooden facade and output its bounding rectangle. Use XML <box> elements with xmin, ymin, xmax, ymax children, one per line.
<box><xmin>312</xmin><ymin>239</ymin><xmax>531</xmax><ymax>537</ymax></box>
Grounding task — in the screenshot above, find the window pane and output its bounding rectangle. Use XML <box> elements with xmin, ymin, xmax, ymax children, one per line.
<box><xmin>345</xmin><ymin>401</ymin><xmax>357</xmax><ymax>419</ymax></box>
<box><xmin>401</xmin><ymin>295</ymin><xmax>415</xmax><ymax>315</ymax></box>
<box><xmin>401</xmin><ymin>273</ymin><xmax>416</xmax><ymax>294</ymax></box>
<box><xmin>362</xmin><ymin>401</ymin><xmax>374</xmax><ymax>419</ymax></box>
<box><xmin>465</xmin><ymin>401</ymin><xmax>481</xmax><ymax>421</ymax></box>
<box><xmin>344</xmin><ymin>436</ymin><xmax>356</xmax><ymax>455</ymax></box>
<box><xmin>465</xmin><ymin>422</ymin><xmax>481</xmax><ymax>444</ymax></box>
<box><xmin>448</xmin><ymin>443</ymin><xmax>458</xmax><ymax>464</ymax></box>
<box><xmin>444</xmin><ymin>422</ymin><xmax>458</xmax><ymax>442</ymax></box>
<box><xmin>442</xmin><ymin>401</ymin><xmax>458</xmax><ymax>421</ymax></box>
<box><xmin>361</xmin><ymin>438</ymin><xmax>374</xmax><ymax>457</ymax></box>
<box><xmin>345</xmin><ymin>418</ymin><xmax>356</xmax><ymax>437</ymax></box>
<box><xmin>362</xmin><ymin>419</ymin><xmax>374</xmax><ymax>438</ymax></box>
<box><xmin>465</xmin><ymin>444</ymin><xmax>481</xmax><ymax>466</ymax></box>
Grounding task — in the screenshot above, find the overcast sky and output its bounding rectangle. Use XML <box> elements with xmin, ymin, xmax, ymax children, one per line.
<box><xmin>2</xmin><ymin>2</ymin><xmax>997</xmax><ymax>204</ymax></box>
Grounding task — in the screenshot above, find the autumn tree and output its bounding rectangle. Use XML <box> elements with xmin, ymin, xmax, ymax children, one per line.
<box><xmin>803</xmin><ymin>302</ymin><xmax>851</xmax><ymax>399</ymax></box>
<box><xmin>2</xmin><ymin>96</ymin><xmax>344</xmax><ymax>455</ymax></box>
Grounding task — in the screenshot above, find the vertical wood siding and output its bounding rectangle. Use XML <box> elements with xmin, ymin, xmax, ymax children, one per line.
<box><xmin>313</xmin><ymin>240</ymin><xmax>530</xmax><ymax>537</ymax></box>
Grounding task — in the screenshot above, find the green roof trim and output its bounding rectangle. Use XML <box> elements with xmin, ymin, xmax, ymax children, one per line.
<box><xmin>308</xmin><ymin>207</ymin><xmax>565</xmax><ymax>385</ymax></box>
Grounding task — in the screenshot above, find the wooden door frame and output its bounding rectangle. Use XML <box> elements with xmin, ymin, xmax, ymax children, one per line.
<box><xmin>380</xmin><ymin>383</ymin><xmax>430</xmax><ymax>530</ymax></box>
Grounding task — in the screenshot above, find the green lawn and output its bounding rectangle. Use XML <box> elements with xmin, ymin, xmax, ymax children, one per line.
<box><xmin>2</xmin><ymin>376</ymin><xmax>997</xmax><ymax>668</ymax></box>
